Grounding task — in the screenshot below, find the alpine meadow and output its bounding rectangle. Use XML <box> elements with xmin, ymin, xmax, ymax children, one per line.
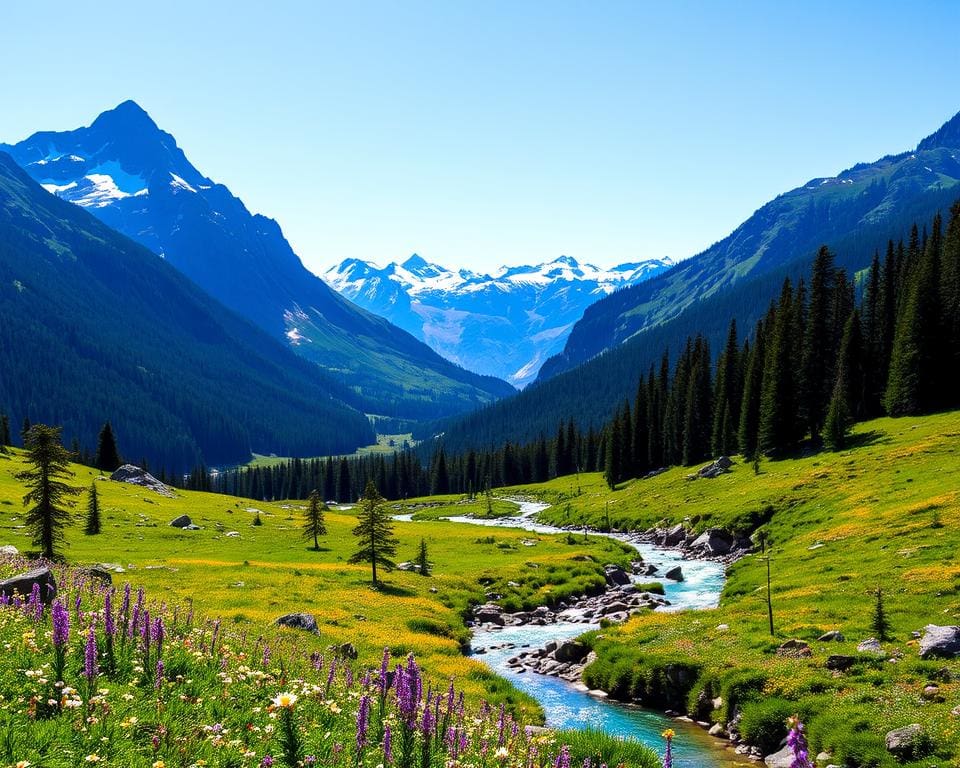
<box><xmin>1</xmin><ymin>4</ymin><xmax>960</xmax><ymax>768</ymax></box>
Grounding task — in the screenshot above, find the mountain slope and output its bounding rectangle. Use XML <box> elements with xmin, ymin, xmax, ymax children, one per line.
<box><xmin>1</xmin><ymin>101</ymin><xmax>513</xmax><ymax>420</ymax></box>
<box><xmin>538</xmin><ymin>109</ymin><xmax>960</xmax><ymax>381</ymax></box>
<box><xmin>0</xmin><ymin>152</ymin><xmax>375</xmax><ymax>472</ymax></box>
<box><xmin>324</xmin><ymin>254</ymin><xmax>672</xmax><ymax>386</ymax></box>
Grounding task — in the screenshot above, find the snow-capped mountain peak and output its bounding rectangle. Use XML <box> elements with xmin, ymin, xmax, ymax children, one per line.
<box><xmin>322</xmin><ymin>253</ymin><xmax>673</xmax><ymax>386</ymax></box>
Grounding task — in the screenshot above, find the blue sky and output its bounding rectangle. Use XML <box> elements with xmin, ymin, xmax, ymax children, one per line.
<box><xmin>1</xmin><ymin>1</ymin><xmax>958</xmax><ymax>274</ymax></box>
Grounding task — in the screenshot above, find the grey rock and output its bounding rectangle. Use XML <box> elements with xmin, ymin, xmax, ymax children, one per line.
<box><xmin>85</xmin><ymin>566</ymin><xmax>113</xmax><ymax>584</ymax></box>
<box><xmin>332</xmin><ymin>642</ymin><xmax>358</xmax><ymax>659</ymax></box>
<box><xmin>691</xmin><ymin>528</ymin><xmax>733</xmax><ymax>555</ymax></box>
<box><xmin>603</xmin><ymin>564</ymin><xmax>631</xmax><ymax>586</ymax></box>
<box><xmin>818</xmin><ymin>630</ymin><xmax>845</xmax><ymax>642</ymax></box>
<box><xmin>857</xmin><ymin>637</ymin><xmax>886</xmax><ymax>656</ymax></box>
<box><xmin>0</xmin><ymin>545</ymin><xmax>19</xmax><ymax>557</ymax></box>
<box><xmin>662</xmin><ymin>523</ymin><xmax>686</xmax><ymax>546</ymax></box>
<box><xmin>664</xmin><ymin>565</ymin><xmax>684</xmax><ymax>581</ymax></box>
<box><xmin>0</xmin><ymin>567</ymin><xmax>57</xmax><ymax>603</ymax></box>
<box><xmin>763</xmin><ymin>745</ymin><xmax>794</xmax><ymax>767</ymax></box>
<box><xmin>169</xmin><ymin>514</ymin><xmax>193</xmax><ymax>528</ymax></box>
<box><xmin>919</xmin><ymin>625</ymin><xmax>960</xmax><ymax>659</ymax></box>
<box><xmin>777</xmin><ymin>639</ymin><xmax>812</xmax><ymax>658</ymax></box>
<box><xmin>825</xmin><ymin>654</ymin><xmax>855</xmax><ymax>671</ymax></box>
<box><xmin>553</xmin><ymin>640</ymin><xmax>589</xmax><ymax>664</ymax></box>
<box><xmin>110</xmin><ymin>464</ymin><xmax>175</xmax><ymax>497</ymax></box>
<box><xmin>885</xmin><ymin>723</ymin><xmax>922</xmax><ymax>758</ymax></box>
<box><xmin>275</xmin><ymin>613</ymin><xmax>319</xmax><ymax>634</ymax></box>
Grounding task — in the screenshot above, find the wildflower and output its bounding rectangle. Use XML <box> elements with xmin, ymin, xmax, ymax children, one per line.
<box><xmin>84</xmin><ymin>625</ymin><xmax>98</xmax><ymax>682</ymax></box>
<box><xmin>662</xmin><ymin>728</ymin><xmax>675</xmax><ymax>768</ymax></box>
<box><xmin>16</xmin><ymin>761</ymin><xmax>30</xmax><ymax>768</ymax></box>
<box><xmin>51</xmin><ymin>601</ymin><xmax>69</xmax><ymax>648</ymax></box>
<box><xmin>84</xmin><ymin>756</ymin><xmax>101</xmax><ymax>763</ymax></box>
<box><xmin>356</xmin><ymin>693</ymin><xmax>371</xmax><ymax>751</ymax></box>
<box><xmin>554</xmin><ymin>745</ymin><xmax>571</xmax><ymax>768</ymax></box>
<box><xmin>153</xmin><ymin>762</ymin><xmax>166</xmax><ymax>768</ymax></box>
<box><xmin>495</xmin><ymin>746</ymin><xmax>510</xmax><ymax>760</ymax></box>
<box><xmin>786</xmin><ymin>716</ymin><xmax>812</xmax><ymax>768</ymax></box>
<box><xmin>383</xmin><ymin>723</ymin><xmax>393</xmax><ymax>763</ymax></box>
<box><xmin>272</xmin><ymin>692</ymin><xmax>298</xmax><ymax>710</ymax></box>
<box><xmin>261</xmin><ymin>757</ymin><xmax>274</xmax><ymax>768</ymax></box>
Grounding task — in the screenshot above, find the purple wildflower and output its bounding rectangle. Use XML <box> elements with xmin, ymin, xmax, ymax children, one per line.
<box><xmin>786</xmin><ymin>716</ymin><xmax>812</xmax><ymax>768</ymax></box>
<box><xmin>30</xmin><ymin>583</ymin><xmax>42</xmax><ymax>622</ymax></box>
<box><xmin>52</xmin><ymin>600</ymin><xmax>70</xmax><ymax>648</ymax></box>
<box><xmin>379</xmin><ymin>647</ymin><xmax>391</xmax><ymax>694</ymax></box>
<box><xmin>104</xmin><ymin>591</ymin><xmax>115</xmax><ymax>638</ymax></box>
<box><xmin>383</xmin><ymin>723</ymin><xmax>393</xmax><ymax>763</ymax></box>
<box><xmin>554</xmin><ymin>745</ymin><xmax>571</xmax><ymax>768</ymax></box>
<box><xmin>155</xmin><ymin>659</ymin><xmax>164</xmax><ymax>689</ymax></box>
<box><xmin>662</xmin><ymin>728</ymin><xmax>675</xmax><ymax>768</ymax></box>
<box><xmin>356</xmin><ymin>693</ymin><xmax>371</xmax><ymax>751</ymax></box>
<box><xmin>261</xmin><ymin>756</ymin><xmax>274</xmax><ymax>768</ymax></box>
<box><xmin>84</xmin><ymin>624</ymin><xmax>98</xmax><ymax>681</ymax></box>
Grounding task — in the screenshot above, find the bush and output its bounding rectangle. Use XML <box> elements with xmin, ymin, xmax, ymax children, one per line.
<box><xmin>554</xmin><ymin>728</ymin><xmax>660</xmax><ymax>768</ymax></box>
<box><xmin>738</xmin><ymin>698</ymin><xmax>796</xmax><ymax>753</ymax></box>
<box><xmin>635</xmin><ymin>581</ymin><xmax>665</xmax><ymax>595</ymax></box>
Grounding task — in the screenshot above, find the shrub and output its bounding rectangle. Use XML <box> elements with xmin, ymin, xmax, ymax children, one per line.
<box><xmin>554</xmin><ymin>728</ymin><xmax>660</xmax><ymax>768</ymax></box>
<box><xmin>739</xmin><ymin>697</ymin><xmax>796</xmax><ymax>753</ymax></box>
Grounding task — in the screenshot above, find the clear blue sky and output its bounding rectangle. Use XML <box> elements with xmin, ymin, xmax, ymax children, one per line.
<box><xmin>1</xmin><ymin>1</ymin><xmax>958</xmax><ymax>275</ymax></box>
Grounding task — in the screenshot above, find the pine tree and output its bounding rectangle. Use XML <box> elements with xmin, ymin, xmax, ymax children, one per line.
<box><xmin>348</xmin><ymin>481</ymin><xmax>398</xmax><ymax>586</ymax></box>
<box><xmin>682</xmin><ymin>336</ymin><xmax>712</xmax><ymax>466</ymax></box>
<box><xmin>824</xmin><ymin>311</ymin><xmax>864</xmax><ymax>451</ymax></box>
<box><xmin>431</xmin><ymin>449</ymin><xmax>450</xmax><ymax>495</ymax></box>
<box><xmin>712</xmin><ymin>319</ymin><xmax>740</xmax><ymax>457</ymax></box>
<box><xmin>801</xmin><ymin>246</ymin><xmax>837</xmax><ymax>442</ymax></box>
<box><xmin>0</xmin><ymin>413</ymin><xmax>10</xmax><ymax>451</ymax></box>
<box><xmin>302</xmin><ymin>489</ymin><xmax>328</xmax><ymax>550</ymax></box>
<box><xmin>759</xmin><ymin>281</ymin><xmax>800</xmax><ymax>457</ymax></box>
<box><xmin>336</xmin><ymin>458</ymin><xmax>351</xmax><ymax>503</ymax></box>
<box><xmin>738</xmin><ymin>316</ymin><xmax>768</xmax><ymax>459</ymax></box>
<box><xmin>95</xmin><ymin>422</ymin><xmax>121</xmax><ymax>473</ymax></box>
<box><xmin>415</xmin><ymin>537</ymin><xmax>432</xmax><ymax>577</ymax></box>
<box><xmin>871</xmin><ymin>586</ymin><xmax>890</xmax><ymax>641</ymax></box>
<box><xmin>16</xmin><ymin>424</ymin><xmax>79</xmax><ymax>559</ymax></box>
<box><xmin>604</xmin><ymin>411</ymin><xmax>623</xmax><ymax>489</ymax></box>
<box><xmin>84</xmin><ymin>481</ymin><xmax>102</xmax><ymax>535</ymax></box>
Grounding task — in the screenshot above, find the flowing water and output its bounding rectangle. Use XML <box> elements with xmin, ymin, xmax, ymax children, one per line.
<box><xmin>399</xmin><ymin>500</ymin><xmax>749</xmax><ymax>766</ymax></box>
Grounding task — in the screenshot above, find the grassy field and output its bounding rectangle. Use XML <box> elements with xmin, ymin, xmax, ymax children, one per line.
<box><xmin>247</xmin><ymin>432</ymin><xmax>415</xmax><ymax>468</ymax></box>
<box><xmin>0</xmin><ymin>450</ymin><xmax>628</xmax><ymax>719</ymax></box>
<box><xmin>495</xmin><ymin>411</ymin><xmax>960</xmax><ymax>765</ymax></box>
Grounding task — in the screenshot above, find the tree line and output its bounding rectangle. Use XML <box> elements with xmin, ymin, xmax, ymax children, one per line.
<box><xmin>192</xmin><ymin>201</ymin><xmax>960</xmax><ymax>500</ymax></box>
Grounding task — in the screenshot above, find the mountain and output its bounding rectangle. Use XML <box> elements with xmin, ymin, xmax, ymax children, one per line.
<box><xmin>427</xmin><ymin>109</ymin><xmax>960</xmax><ymax>453</ymax></box>
<box><xmin>537</xmin><ymin>109</ymin><xmax>960</xmax><ymax>382</ymax></box>
<box><xmin>0</xmin><ymin>152</ymin><xmax>375</xmax><ymax>472</ymax></box>
<box><xmin>1</xmin><ymin>101</ymin><xmax>513</xmax><ymax>422</ymax></box>
<box><xmin>323</xmin><ymin>253</ymin><xmax>672</xmax><ymax>386</ymax></box>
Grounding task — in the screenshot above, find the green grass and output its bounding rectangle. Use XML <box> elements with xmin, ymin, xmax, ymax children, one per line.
<box><xmin>392</xmin><ymin>495</ymin><xmax>522</xmax><ymax>520</ymax></box>
<box><xmin>493</xmin><ymin>411</ymin><xmax>960</xmax><ymax>764</ymax></box>
<box><xmin>247</xmin><ymin>432</ymin><xmax>416</xmax><ymax>467</ymax></box>
<box><xmin>0</xmin><ymin>450</ymin><xmax>627</xmax><ymax>717</ymax></box>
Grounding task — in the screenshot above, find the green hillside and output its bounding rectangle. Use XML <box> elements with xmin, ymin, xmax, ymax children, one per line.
<box><xmin>496</xmin><ymin>410</ymin><xmax>960</xmax><ymax>765</ymax></box>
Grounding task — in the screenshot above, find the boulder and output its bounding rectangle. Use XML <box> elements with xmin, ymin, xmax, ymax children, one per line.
<box><xmin>825</xmin><ymin>654</ymin><xmax>855</xmax><ymax>671</ymax></box>
<box><xmin>0</xmin><ymin>545</ymin><xmax>19</xmax><ymax>557</ymax></box>
<box><xmin>110</xmin><ymin>464</ymin><xmax>175</xmax><ymax>497</ymax></box>
<box><xmin>553</xmin><ymin>640</ymin><xmax>589</xmax><ymax>664</ymax></box>
<box><xmin>603</xmin><ymin>564</ymin><xmax>631</xmax><ymax>587</ymax></box>
<box><xmin>857</xmin><ymin>637</ymin><xmax>886</xmax><ymax>656</ymax></box>
<box><xmin>664</xmin><ymin>565</ymin><xmax>684</xmax><ymax>581</ymax></box>
<box><xmin>169</xmin><ymin>514</ymin><xmax>193</xmax><ymax>529</ymax></box>
<box><xmin>332</xmin><ymin>642</ymin><xmax>358</xmax><ymax>659</ymax></box>
<box><xmin>0</xmin><ymin>567</ymin><xmax>57</xmax><ymax>603</ymax></box>
<box><xmin>85</xmin><ymin>566</ymin><xmax>113</xmax><ymax>584</ymax></box>
<box><xmin>885</xmin><ymin>724</ymin><xmax>923</xmax><ymax>759</ymax></box>
<box><xmin>475</xmin><ymin>604</ymin><xmax>505</xmax><ymax>626</ymax></box>
<box><xmin>777</xmin><ymin>639</ymin><xmax>812</xmax><ymax>658</ymax></box>
<box><xmin>275</xmin><ymin>613</ymin><xmax>319</xmax><ymax>634</ymax></box>
<box><xmin>691</xmin><ymin>528</ymin><xmax>733</xmax><ymax>555</ymax></box>
<box><xmin>918</xmin><ymin>625</ymin><xmax>960</xmax><ymax>659</ymax></box>
<box><xmin>763</xmin><ymin>746</ymin><xmax>794</xmax><ymax>768</ymax></box>
<box><xmin>661</xmin><ymin>523</ymin><xmax>686</xmax><ymax>546</ymax></box>
<box><xmin>715</xmin><ymin>455</ymin><xmax>733</xmax><ymax>470</ymax></box>
<box><xmin>818</xmin><ymin>630</ymin><xmax>845</xmax><ymax>642</ymax></box>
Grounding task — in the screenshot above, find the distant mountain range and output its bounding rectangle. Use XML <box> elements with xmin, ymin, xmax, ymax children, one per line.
<box><xmin>538</xmin><ymin>109</ymin><xmax>960</xmax><ymax>382</ymax></box>
<box><xmin>324</xmin><ymin>254</ymin><xmax>672</xmax><ymax>386</ymax></box>
<box><xmin>0</xmin><ymin>153</ymin><xmax>374</xmax><ymax>472</ymax></box>
<box><xmin>430</xmin><ymin>108</ymin><xmax>960</xmax><ymax>453</ymax></box>
<box><xmin>1</xmin><ymin>101</ymin><xmax>513</xmax><ymax>422</ymax></box>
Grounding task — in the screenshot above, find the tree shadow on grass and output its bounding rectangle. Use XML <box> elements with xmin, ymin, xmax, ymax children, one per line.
<box><xmin>843</xmin><ymin>430</ymin><xmax>889</xmax><ymax>450</ymax></box>
<box><xmin>373</xmin><ymin>582</ymin><xmax>417</xmax><ymax>598</ymax></box>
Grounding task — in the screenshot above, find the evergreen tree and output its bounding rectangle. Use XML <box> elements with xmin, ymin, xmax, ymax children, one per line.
<box><xmin>302</xmin><ymin>489</ymin><xmax>328</xmax><ymax>550</ymax></box>
<box><xmin>871</xmin><ymin>586</ymin><xmax>890</xmax><ymax>642</ymax></box>
<box><xmin>84</xmin><ymin>481</ymin><xmax>102</xmax><ymax>535</ymax></box>
<box><xmin>824</xmin><ymin>311</ymin><xmax>864</xmax><ymax>451</ymax></box>
<box><xmin>95</xmin><ymin>422</ymin><xmax>122</xmax><ymax>473</ymax></box>
<box><xmin>738</xmin><ymin>317</ymin><xmax>767</xmax><ymax>460</ymax></box>
<box><xmin>431</xmin><ymin>449</ymin><xmax>450</xmax><ymax>495</ymax></box>
<box><xmin>604</xmin><ymin>411</ymin><xmax>623</xmax><ymax>490</ymax></box>
<box><xmin>759</xmin><ymin>281</ymin><xmax>800</xmax><ymax>457</ymax></box>
<box><xmin>16</xmin><ymin>424</ymin><xmax>79</xmax><ymax>559</ymax></box>
<box><xmin>0</xmin><ymin>413</ymin><xmax>10</xmax><ymax>451</ymax></box>
<box><xmin>712</xmin><ymin>319</ymin><xmax>740</xmax><ymax>457</ymax></box>
<box><xmin>682</xmin><ymin>336</ymin><xmax>712</xmax><ymax>466</ymax></box>
<box><xmin>348</xmin><ymin>481</ymin><xmax>398</xmax><ymax>586</ymax></box>
<box><xmin>415</xmin><ymin>537</ymin><xmax>432</xmax><ymax>577</ymax></box>
<box><xmin>801</xmin><ymin>246</ymin><xmax>837</xmax><ymax>442</ymax></box>
<box><xmin>336</xmin><ymin>458</ymin><xmax>351</xmax><ymax>503</ymax></box>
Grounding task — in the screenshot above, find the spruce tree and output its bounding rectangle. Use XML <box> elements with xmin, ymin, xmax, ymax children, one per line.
<box><xmin>738</xmin><ymin>316</ymin><xmax>767</xmax><ymax>459</ymax></box>
<box><xmin>84</xmin><ymin>481</ymin><xmax>102</xmax><ymax>535</ymax></box>
<box><xmin>759</xmin><ymin>281</ymin><xmax>800</xmax><ymax>457</ymax></box>
<box><xmin>16</xmin><ymin>424</ymin><xmax>79</xmax><ymax>559</ymax></box>
<box><xmin>336</xmin><ymin>458</ymin><xmax>351</xmax><ymax>503</ymax></box>
<box><xmin>348</xmin><ymin>481</ymin><xmax>398</xmax><ymax>586</ymax></box>
<box><xmin>712</xmin><ymin>319</ymin><xmax>740</xmax><ymax>456</ymax></box>
<box><xmin>604</xmin><ymin>412</ymin><xmax>623</xmax><ymax>490</ymax></box>
<box><xmin>431</xmin><ymin>449</ymin><xmax>450</xmax><ymax>495</ymax></box>
<box><xmin>682</xmin><ymin>336</ymin><xmax>712</xmax><ymax>466</ymax></box>
<box><xmin>0</xmin><ymin>413</ymin><xmax>10</xmax><ymax>451</ymax></box>
<box><xmin>415</xmin><ymin>537</ymin><xmax>432</xmax><ymax>577</ymax></box>
<box><xmin>303</xmin><ymin>489</ymin><xmax>328</xmax><ymax>550</ymax></box>
<box><xmin>801</xmin><ymin>246</ymin><xmax>837</xmax><ymax>443</ymax></box>
<box><xmin>824</xmin><ymin>311</ymin><xmax>864</xmax><ymax>450</ymax></box>
<box><xmin>95</xmin><ymin>422</ymin><xmax>121</xmax><ymax>473</ymax></box>
<box><xmin>871</xmin><ymin>586</ymin><xmax>890</xmax><ymax>641</ymax></box>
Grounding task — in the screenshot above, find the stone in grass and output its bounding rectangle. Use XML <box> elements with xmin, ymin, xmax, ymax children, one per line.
<box><xmin>856</xmin><ymin>637</ymin><xmax>886</xmax><ymax>656</ymax></box>
<box><xmin>885</xmin><ymin>724</ymin><xmax>923</xmax><ymax>759</ymax></box>
<box><xmin>0</xmin><ymin>567</ymin><xmax>57</xmax><ymax>604</ymax></box>
<box><xmin>0</xmin><ymin>544</ymin><xmax>19</xmax><ymax>557</ymax></box>
<box><xmin>275</xmin><ymin>613</ymin><xmax>319</xmax><ymax>634</ymax></box>
<box><xmin>763</xmin><ymin>745</ymin><xmax>794</xmax><ymax>767</ymax></box>
<box><xmin>818</xmin><ymin>630</ymin><xmax>845</xmax><ymax>642</ymax></box>
<box><xmin>169</xmin><ymin>514</ymin><xmax>193</xmax><ymax>528</ymax></box>
<box><xmin>776</xmin><ymin>639</ymin><xmax>812</xmax><ymax>658</ymax></box>
<box><xmin>918</xmin><ymin>625</ymin><xmax>960</xmax><ymax>659</ymax></box>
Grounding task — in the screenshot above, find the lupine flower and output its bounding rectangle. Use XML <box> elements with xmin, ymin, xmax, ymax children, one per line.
<box><xmin>52</xmin><ymin>601</ymin><xmax>70</xmax><ymax>648</ymax></box>
<box><xmin>383</xmin><ymin>723</ymin><xmax>393</xmax><ymax>763</ymax></box>
<box><xmin>379</xmin><ymin>647</ymin><xmax>391</xmax><ymax>694</ymax></box>
<box><xmin>554</xmin><ymin>745</ymin><xmax>571</xmax><ymax>768</ymax></box>
<box><xmin>786</xmin><ymin>716</ymin><xmax>812</xmax><ymax>768</ymax></box>
<box><xmin>84</xmin><ymin>625</ymin><xmax>98</xmax><ymax>682</ymax></box>
<box><xmin>30</xmin><ymin>583</ymin><xmax>42</xmax><ymax>622</ymax></box>
<box><xmin>155</xmin><ymin>659</ymin><xmax>164</xmax><ymax>689</ymax></box>
<box><xmin>662</xmin><ymin>728</ymin><xmax>675</xmax><ymax>768</ymax></box>
<box><xmin>104</xmin><ymin>592</ymin><xmax>115</xmax><ymax>638</ymax></box>
<box><xmin>356</xmin><ymin>693</ymin><xmax>371</xmax><ymax>751</ymax></box>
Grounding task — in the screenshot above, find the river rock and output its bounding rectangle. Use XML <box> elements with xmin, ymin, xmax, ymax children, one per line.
<box><xmin>661</xmin><ymin>523</ymin><xmax>686</xmax><ymax>546</ymax></box>
<box><xmin>918</xmin><ymin>625</ymin><xmax>960</xmax><ymax>658</ymax></box>
<box><xmin>275</xmin><ymin>613</ymin><xmax>319</xmax><ymax>634</ymax></box>
<box><xmin>169</xmin><ymin>514</ymin><xmax>193</xmax><ymax>528</ymax></box>
<box><xmin>885</xmin><ymin>724</ymin><xmax>922</xmax><ymax>758</ymax></box>
<box><xmin>0</xmin><ymin>567</ymin><xmax>57</xmax><ymax>603</ymax></box>
<box><xmin>691</xmin><ymin>528</ymin><xmax>733</xmax><ymax>555</ymax></box>
<box><xmin>475</xmin><ymin>604</ymin><xmax>505</xmax><ymax>626</ymax></box>
<box><xmin>554</xmin><ymin>640</ymin><xmax>589</xmax><ymax>663</ymax></box>
<box><xmin>603</xmin><ymin>564</ymin><xmax>631</xmax><ymax>586</ymax></box>
<box><xmin>763</xmin><ymin>745</ymin><xmax>794</xmax><ymax>767</ymax></box>
<box><xmin>664</xmin><ymin>565</ymin><xmax>684</xmax><ymax>581</ymax></box>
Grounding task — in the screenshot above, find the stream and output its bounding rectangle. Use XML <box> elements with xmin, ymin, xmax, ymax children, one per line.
<box><xmin>399</xmin><ymin>499</ymin><xmax>748</xmax><ymax>767</ymax></box>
